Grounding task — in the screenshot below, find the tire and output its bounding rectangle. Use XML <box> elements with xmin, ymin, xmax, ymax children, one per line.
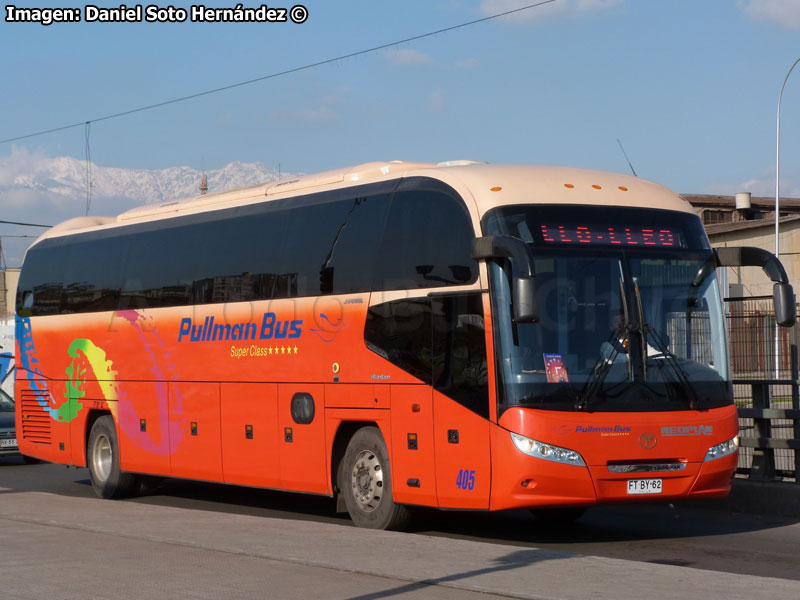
<box><xmin>137</xmin><ymin>475</ymin><xmax>163</xmax><ymax>496</ymax></box>
<box><xmin>87</xmin><ymin>415</ymin><xmax>139</xmax><ymax>499</ymax></box>
<box><xmin>340</xmin><ymin>426</ymin><xmax>411</xmax><ymax>530</ymax></box>
<box><xmin>530</xmin><ymin>507</ymin><xmax>586</xmax><ymax>524</ymax></box>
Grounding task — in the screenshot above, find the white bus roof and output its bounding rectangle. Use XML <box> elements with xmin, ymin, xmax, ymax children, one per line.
<box><xmin>33</xmin><ymin>161</ymin><xmax>694</xmax><ymax>245</ymax></box>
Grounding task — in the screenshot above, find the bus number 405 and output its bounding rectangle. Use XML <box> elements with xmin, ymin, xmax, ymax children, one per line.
<box><xmin>456</xmin><ymin>469</ymin><xmax>476</xmax><ymax>490</ymax></box>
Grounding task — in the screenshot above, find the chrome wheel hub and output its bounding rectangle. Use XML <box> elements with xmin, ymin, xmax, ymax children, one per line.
<box><xmin>351</xmin><ymin>449</ymin><xmax>383</xmax><ymax>512</ymax></box>
<box><xmin>92</xmin><ymin>434</ymin><xmax>112</xmax><ymax>482</ymax></box>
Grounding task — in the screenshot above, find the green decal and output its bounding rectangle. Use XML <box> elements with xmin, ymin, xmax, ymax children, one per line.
<box><xmin>62</xmin><ymin>339</ymin><xmax>119</xmax><ymax>423</ymax></box>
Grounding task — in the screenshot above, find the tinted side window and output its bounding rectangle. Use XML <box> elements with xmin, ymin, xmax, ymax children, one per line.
<box><xmin>192</xmin><ymin>193</ymin><xmax>391</xmax><ymax>301</ymax></box>
<box><xmin>17</xmin><ymin>243</ymin><xmax>66</xmax><ymax>316</ymax></box>
<box><xmin>281</xmin><ymin>199</ymin><xmax>357</xmax><ymax>298</ymax></box>
<box><xmin>364</xmin><ymin>298</ymin><xmax>432</xmax><ymax>384</ymax></box>
<box><xmin>193</xmin><ymin>211</ymin><xmax>286</xmax><ymax>304</ymax></box>
<box><xmin>120</xmin><ymin>225</ymin><xmax>199</xmax><ymax>308</ymax></box>
<box><xmin>364</xmin><ymin>293</ymin><xmax>490</xmax><ymax>418</ymax></box>
<box><xmin>373</xmin><ymin>179</ymin><xmax>477</xmax><ymax>291</ymax></box>
<box><xmin>20</xmin><ymin>186</ymin><xmax>391</xmax><ymax>315</ymax></box>
<box><xmin>21</xmin><ymin>178</ymin><xmax>476</xmax><ymax>315</ymax></box>
<box><xmin>322</xmin><ymin>193</ymin><xmax>391</xmax><ymax>295</ymax></box>
<box><xmin>432</xmin><ymin>293</ymin><xmax>489</xmax><ymax>418</ymax></box>
<box><xmin>62</xmin><ymin>237</ymin><xmax>127</xmax><ymax>313</ymax></box>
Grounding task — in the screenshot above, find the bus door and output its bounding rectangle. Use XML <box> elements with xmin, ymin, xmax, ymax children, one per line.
<box><xmin>431</xmin><ymin>293</ymin><xmax>492</xmax><ymax>509</ymax></box>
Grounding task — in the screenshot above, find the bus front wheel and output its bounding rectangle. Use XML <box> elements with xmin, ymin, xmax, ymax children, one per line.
<box><xmin>87</xmin><ymin>415</ymin><xmax>139</xmax><ymax>499</ymax></box>
<box><xmin>341</xmin><ymin>426</ymin><xmax>411</xmax><ymax>531</ymax></box>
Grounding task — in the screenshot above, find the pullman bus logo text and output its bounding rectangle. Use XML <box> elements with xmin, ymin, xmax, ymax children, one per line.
<box><xmin>178</xmin><ymin>312</ymin><xmax>302</xmax><ymax>343</ymax></box>
<box><xmin>574</xmin><ymin>425</ymin><xmax>631</xmax><ymax>434</ymax></box>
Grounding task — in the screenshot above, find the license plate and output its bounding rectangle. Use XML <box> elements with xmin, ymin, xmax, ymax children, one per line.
<box><xmin>0</xmin><ymin>438</ymin><xmax>17</xmax><ymax>449</ymax></box>
<box><xmin>627</xmin><ymin>478</ymin><xmax>662</xmax><ymax>495</ymax></box>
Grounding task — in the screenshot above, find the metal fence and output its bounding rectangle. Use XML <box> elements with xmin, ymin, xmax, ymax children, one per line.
<box><xmin>725</xmin><ymin>297</ymin><xmax>800</xmax><ymax>482</ymax></box>
<box><xmin>727</xmin><ymin>297</ymin><xmax>797</xmax><ymax>377</ymax></box>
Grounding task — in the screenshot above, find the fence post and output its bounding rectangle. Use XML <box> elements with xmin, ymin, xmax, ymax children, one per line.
<box><xmin>792</xmin><ymin>323</ymin><xmax>799</xmax><ymax>482</ymax></box>
<box><xmin>749</xmin><ymin>382</ymin><xmax>777</xmax><ymax>481</ymax></box>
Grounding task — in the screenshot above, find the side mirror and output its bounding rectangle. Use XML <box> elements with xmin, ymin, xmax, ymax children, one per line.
<box><xmin>473</xmin><ymin>235</ymin><xmax>539</xmax><ymax>323</ymax></box>
<box><xmin>513</xmin><ymin>276</ymin><xmax>538</xmax><ymax>324</ymax></box>
<box><xmin>774</xmin><ymin>283</ymin><xmax>797</xmax><ymax>327</ymax></box>
<box><xmin>715</xmin><ymin>246</ymin><xmax>796</xmax><ymax>328</ymax></box>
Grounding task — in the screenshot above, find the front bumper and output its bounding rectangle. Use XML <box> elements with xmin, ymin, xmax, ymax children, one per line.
<box><xmin>489</xmin><ymin>424</ymin><xmax>737</xmax><ymax>511</ymax></box>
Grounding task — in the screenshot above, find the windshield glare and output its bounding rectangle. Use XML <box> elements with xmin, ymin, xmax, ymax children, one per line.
<box><xmin>485</xmin><ymin>206</ymin><xmax>732</xmax><ymax>413</ymax></box>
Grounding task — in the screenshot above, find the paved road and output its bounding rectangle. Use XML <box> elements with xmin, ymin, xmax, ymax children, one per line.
<box><xmin>2</xmin><ymin>455</ymin><xmax>800</xmax><ymax>599</ymax></box>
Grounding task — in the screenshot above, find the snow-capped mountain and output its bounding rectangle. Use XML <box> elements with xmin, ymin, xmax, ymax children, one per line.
<box><xmin>2</xmin><ymin>154</ymin><xmax>291</xmax><ymax>206</ymax></box>
<box><xmin>0</xmin><ymin>152</ymin><xmax>298</xmax><ymax>265</ymax></box>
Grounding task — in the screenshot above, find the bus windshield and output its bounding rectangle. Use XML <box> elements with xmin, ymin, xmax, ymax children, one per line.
<box><xmin>484</xmin><ymin>205</ymin><xmax>732</xmax><ymax>413</ymax></box>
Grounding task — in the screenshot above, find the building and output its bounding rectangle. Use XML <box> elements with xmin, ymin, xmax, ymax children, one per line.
<box><xmin>683</xmin><ymin>194</ymin><xmax>800</xmax><ymax>298</ymax></box>
<box><xmin>683</xmin><ymin>194</ymin><xmax>800</xmax><ymax>376</ymax></box>
<box><xmin>0</xmin><ymin>268</ymin><xmax>20</xmax><ymax>317</ymax></box>
<box><xmin>685</xmin><ymin>193</ymin><xmax>800</xmax><ymax>228</ymax></box>
<box><xmin>703</xmin><ymin>216</ymin><xmax>800</xmax><ymax>298</ymax></box>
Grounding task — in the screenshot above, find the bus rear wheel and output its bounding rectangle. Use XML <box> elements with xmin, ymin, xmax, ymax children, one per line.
<box><xmin>88</xmin><ymin>415</ymin><xmax>139</xmax><ymax>499</ymax></box>
<box><xmin>341</xmin><ymin>426</ymin><xmax>411</xmax><ymax>531</ymax></box>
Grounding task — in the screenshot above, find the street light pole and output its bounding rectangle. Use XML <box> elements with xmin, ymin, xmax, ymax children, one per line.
<box><xmin>775</xmin><ymin>57</ymin><xmax>800</xmax><ymax>378</ymax></box>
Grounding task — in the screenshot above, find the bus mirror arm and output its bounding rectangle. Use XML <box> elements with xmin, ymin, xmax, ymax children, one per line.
<box><xmin>714</xmin><ymin>246</ymin><xmax>796</xmax><ymax>327</ymax></box>
<box><xmin>472</xmin><ymin>235</ymin><xmax>539</xmax><ymax>323</ymax></box>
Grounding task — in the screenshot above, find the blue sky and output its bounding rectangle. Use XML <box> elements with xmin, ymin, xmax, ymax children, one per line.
<box><xmin>1</xmin><ymin>0</ymin><xmax>800</xmax><ymax>261</ymax></box>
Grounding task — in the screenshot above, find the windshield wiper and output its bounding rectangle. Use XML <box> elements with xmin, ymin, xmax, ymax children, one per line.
<box><xmin>631</xmin><ymin>276</ymin><xmax>703</xmax><ymax>410</ymax></box>
<box><xmin>576</xmin><ymin>276</ymin><xmax>632</xmax><ymax>412</ymax></box>
<box><xmin>575</xmin><ymin>324</ymin><xmax>632</xmax><ymax>411</ymax></box>
<box><xmin>643</xmin><ymin>325</ymin><xmax>704</xmax><ymax>410</ymax></box>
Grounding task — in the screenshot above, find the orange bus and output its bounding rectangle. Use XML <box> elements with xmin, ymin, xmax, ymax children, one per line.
<box><xmin>15</xmin><ymin>161</ymin><xmax>796</xmax><ymax>529</ymax></box>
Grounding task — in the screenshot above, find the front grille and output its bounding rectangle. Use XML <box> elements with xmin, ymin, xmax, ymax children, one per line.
<box><xmin>607</xmin><ymin>461</ymin><xmax>687</xmax><ymax>473</ymax></box>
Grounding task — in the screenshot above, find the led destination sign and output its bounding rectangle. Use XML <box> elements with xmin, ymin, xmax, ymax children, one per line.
<box><xmin>539</xmin><ymin>224</ymin><xmax>682</xmax><ymax>247</ymax></box>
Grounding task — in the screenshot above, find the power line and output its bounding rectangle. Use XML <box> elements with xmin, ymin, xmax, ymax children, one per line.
<box><xmin>0</xmin><ymin>220</ymin><xmax>52</xmax><ymax>228</ymax></box>
<box><xmin>0</xmin><ymin>0</ymin><xmax>557</xmax><ymax>145</ymax></box>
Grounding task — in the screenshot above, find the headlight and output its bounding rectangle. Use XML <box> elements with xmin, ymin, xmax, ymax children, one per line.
<box><xmin>704</xmin><ymin>436</ymin><xmax>739</xmax><ymax>461</ymax></box>
<box><xmin>510</xmin><ymin>432</ymin><xmax>586</xmax><ymax>467</ymax></box>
